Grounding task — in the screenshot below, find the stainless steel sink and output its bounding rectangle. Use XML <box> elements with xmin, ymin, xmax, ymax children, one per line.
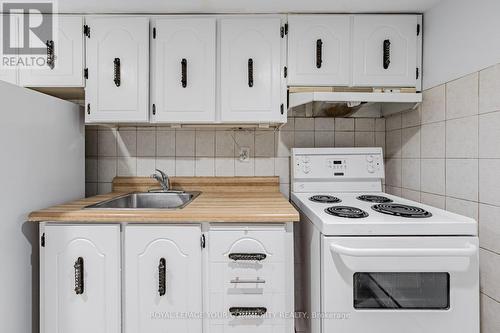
<box><xmin>85</xmin><ymin>191</ymin><xmax>200</xmax><ymax>210</ymax></box>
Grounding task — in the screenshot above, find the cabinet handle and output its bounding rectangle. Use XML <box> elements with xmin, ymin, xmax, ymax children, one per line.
<box><xmin>113</xmin><ymin>58</ymin><xmax>121</xmax><ymax>87</ymax></box>
<box><xmin>383</xmin><ymin>39</ymin><xmax>391</xmax><ymax>69</ymax></box>
<box><xmin>228</xmin><ymin>253</ymin><xmax>267</xmax><ymax>261</ymax></box>
<box><xmin>316</xmin><ymin>39</ymin><xmax>323</xmax><ymax>69</ymax></box>
<box><xmin>74</xmin><ymin>257</ymin><xmax>84</xmax><ymax>295</ymax></box>
<box><xmin>181</xmin><ymin>58</ymin><xmax>187</xmax><ymax>88</ymax></box>
<box><xmin>229</xmin><ymin>307</ymin><xmax>267</xmax><ymax>317</ymax></box>
<box><xmin>46</xmin><ymin>40</ymin><xmax>55</xmax><ymax>70</ymax></box>
<box><xmin>158</xmin><ymin>258</ymin><xmax>166</xmax><ymax>296</ymax></box>
<box><xmin>248</xmin><ymin>58</ymin><xmax>254</xmax><ymax>87</ymax></box>
<box><xmin>230</xmin><ymin>277</ymin><xmax>266</xmax><ymax>284</ymax></box>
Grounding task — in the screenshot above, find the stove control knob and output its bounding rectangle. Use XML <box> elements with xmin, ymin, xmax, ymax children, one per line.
<box><xmin>302</xmin><ymin>156</ymin><xmax>310</xmax><ymax>163</ymax></box>
<box><xmin>302</xmin><ymin>165</ymin><xmax>311</xmax><ymax>174</ymax></box>
<box><xmin>367</xmin><ymin>165</ymin><xmax>375</xmax><ymax>173</ymax></box>
<box><xmin>366</xmin><ymin>155</ymin><xmax>374</xmax><ymax>162</ymax></box>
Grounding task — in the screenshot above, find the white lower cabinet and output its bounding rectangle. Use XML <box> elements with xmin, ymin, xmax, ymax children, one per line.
<box><xmin>41</xmin><ymin>223</ymin><xmax>293</xmax><ymax>333</ymax></box>
<box><xmin>124</xmin><ymin>224</ymin><xmax>203</xmax><ymax>333</ymax></box>
<box><xmin>41</xmin><ymin>224</ymin><xmax>121</xmax><ymax>333</ymax></box>
<box><xmin>208</xmin><ymin>225</ymin><xmax>294</xmax><ymax>333</ymax></box>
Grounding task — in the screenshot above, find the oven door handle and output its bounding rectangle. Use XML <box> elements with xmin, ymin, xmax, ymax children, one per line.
<box><xmin>329</xmin><ymin>243</ymin><xmax>477</xmax><ymax>257</ymax></box>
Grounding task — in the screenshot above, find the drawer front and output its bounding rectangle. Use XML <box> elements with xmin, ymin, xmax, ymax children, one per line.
<box><xmin>210</xmin><ymin>262</ymin><xmax>285</xmax><ymax>294</ymax></box>
<box><xmin>209</xmin><ymin>226</ymin><xmax>286</xmax><ymax>263</ymax></box>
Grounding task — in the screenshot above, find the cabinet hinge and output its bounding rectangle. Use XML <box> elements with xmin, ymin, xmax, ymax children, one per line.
<box><xmin>153</xmin><ymin>27</ymin><xmax>156</xmax><ymax>39</ymax></box>
<box><xmin>84</xmin><ymin>68</ymin><xmax>88</xmax><ymax>79</ymax></box>
<box><xmin>280</xmin><ymin>23</ymin><xmax>288</xmax><ymax>38</ymax></box>
<box><xmin>416</xmin><ymin>68</ymin><xmax>420</xmax><ymax>80</ymax></box>
<box><xmin>201</xmin><ymin>234</ymin><xmax>206</xmax><ymax>249</ymax></box>
<box><xmin>41</xmin><ymin>233</ymin><xmax>45</xmax><ymax>247</ymax></box>
<box><xmin>417</xmin><ymin>24</ymin><xmax>421</xmax><ymax>36</ymax></box>
<box><xmin>284</xmin><ymin>66</ymin><xmax>287</xmax><ymax>78</ymax></box>
<box><xmin>84</xmin><ymin>25</ymin><xmax>90</xmax><ymax>38</ymax></box>
<box><xmin>280</xmin><ymin>103</ymin><xmax>284</xmax><ymax>115</ymax></box>
<box><xmin>87</xmin><ymin>103</ymin><xmax>90</xmax><ymax>115</ymax></box>
<box><xmin>152</xmin><ymin>104</ymin><xmax>156</xmax><ymax>115</ymax></box>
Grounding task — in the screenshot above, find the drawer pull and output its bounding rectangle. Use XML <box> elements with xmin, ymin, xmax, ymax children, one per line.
<box><xmin>229</xmin><ymin>307</ymin><xmax>267</xmax><ymax>317</ymax></box>
<box><xmin>158</xmin><ymin>258</ymin><xmax>166</xmax><ymax>296</ymax></box>
<box><xmin>74</xmin><ymin>257</ymin><xmax>84</xmax><ymax>295</ymax></box>
<box><xmin>230</xmin><ymin>277</ymin><xmax>266</xmax><ymax>284</ymax></box>
<box><xmin>248</xmin><ymin>58</ymin><xmax>254</xmax><ymax>87</ymax></box>
<box><xmin>228</xmin><ymin>253</ymin><xmax>267</xmax><ymax>261</ymax></box>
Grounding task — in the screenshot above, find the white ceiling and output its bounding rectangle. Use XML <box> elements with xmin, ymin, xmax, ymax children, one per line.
<box><xmin>56</xmin><ymin>0</ymin><xmax>444</xmax><ymax>14</ymax></box>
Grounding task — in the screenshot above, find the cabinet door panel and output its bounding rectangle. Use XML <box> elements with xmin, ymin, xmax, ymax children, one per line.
<box><xmin>43</xmin><ymin>225</ymin><xmax>120</xmax><ymax>333</ymax></box>
<box><xmin>124</xmin><ymin>225</ymin><xmax>202</xmax><ymax>333</ymax></box>
<box><xmin>220</xmin><ymin>18</ymin><xmax>282</xmax><ymax>122</ymax></box>
<box><xmin>85</xmin><ymin>17</ymin><xmax>149</xmax><ymax>123</ymax></box>
<box><xmin>352</xmin><ymin>15</ymin><xmax>418</xmax><ymax>87</ymax></box>
<box><xmin>152</xmin><ymin>18</ymin><xmax>216</xmax><ymax>123</ymax></box>
<box><xmin>288</xmin><ymin>15</ymin><xmax>351</xmax><ymax>86</ymax></box>
<box><xmin>19</xmin><ymin>15</ymin><xmax>84</xmax><ymax>87</ymax></box>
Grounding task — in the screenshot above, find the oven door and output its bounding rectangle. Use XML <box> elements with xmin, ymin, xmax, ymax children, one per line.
<box><xmin>322</xmin><ymin>236</ymin><xmax>479</xmax><ymax>333</ymax></box>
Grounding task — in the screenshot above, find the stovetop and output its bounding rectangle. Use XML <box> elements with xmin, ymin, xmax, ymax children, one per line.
<box><xmin>291</xmin><ymin>192</ymin><xmax>477</xmax><ymax>236</ymax></box>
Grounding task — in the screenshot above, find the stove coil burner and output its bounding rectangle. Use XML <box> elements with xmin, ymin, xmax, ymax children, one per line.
<box><xmin>371</xmin><ymin>203</ymin><xmax>432</xmax><ymax>218</ymax></box>
<box><xmin>309</xmin><ymin>195</ymin><xmax>341</xmax><ymax>204</ymax></box>
<box><xmin>325</xmin><ymin>206</ymin><xmax>369</xmax><ymax>219</ymax></box>
<box><xmin>357</xmin><ymin>195</ymin><xmax>393</xmax><ymax>203</ymax></box>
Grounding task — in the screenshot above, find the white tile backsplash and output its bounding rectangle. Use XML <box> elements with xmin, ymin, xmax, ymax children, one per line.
<box><xmin>117</xmin><ymin>129</ymin><xmax>136</xmax><ymax>157</ymax></box>
<box><xmin>479</xmin><ymin>64</ymin><xmax>500</xmax><ymax>114</ymax></box>
<box><xmin>446</xmin><ymin>159</ymin><xmax>479</xmax><ymax>201</ymax></box>
<box><xmin>445</xmin><ymin>197</ymin><xmax>479</xmax><ymax>220</ymax></box>
<box><xmin>215</xmin><ymin>158</ymin><xmax>235</xmax><ymax>176</ymax></box>
<box><xmin>479</xmin><ymin>159</ymin><xmax>500</xmax><ymax>207</ymax></box>
<box><xmin>445</xmin><ymin>115</ymin><xmax>478</xmax><ymax>158</ymax></box>
<box><xmin>402</xmin><ymin>126</ymin><xmax>421</xmax><ymax>158</ymax></box>
<box><xmin>420</xmin><ymin>158</ymin><xmax>445</xmax><ymax>195</ymax></box>
<box><xmin>479</xmin><ymin>204</ymin><xmax>500</xmax><ymax>254</ymax></box>
<box><xmin>175</xmin><ymin>131</ymin><xmax>195</xmax><ymax>157</ymax></box>
<box><xmin>156</xmin><ymin>130</ymin><xmax>176</xmax><ymax>156</ymax></box>
<box><xmin>446</xmin><ymin>72</ymin><xmax>479</xmax><ymax>120</ymax></box>
<box><xmin>420</xmin><ymin>122</ymin><xmax>445</xmax><ymax>158</ymax></box>
<box><xmin>479</xmin><ymin>111</ymin><xmax>500</xmax><ymax>158</ymax></box>
<box><xmin>481</xmin><ymin>294</ymin><xmax>500</xmax><ymax>333</ymax></box>
<box><xmin>335</xmin><ymin>118</ymin><xmax>354</xmax><ymax>131</ymax></box>
<box><xmin>480</xmin><ymin>249</ymin><xmax>500</xmax><ymax>302</ymax></box>
<box><xmin>422</xmin><ymin>84</ymin><xmax>446</xmax><ymax>124</ymax></box>
<box><xmin>195</xmin><ymin>131</ymin><xmax>215</xmax><ymax>157</ymax></box>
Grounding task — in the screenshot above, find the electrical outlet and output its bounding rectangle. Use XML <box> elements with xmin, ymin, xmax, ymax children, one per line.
<box><xmin>239</xmin><ymin>147</ymin><xmax>250</xmax><ymax>162</ymax></box>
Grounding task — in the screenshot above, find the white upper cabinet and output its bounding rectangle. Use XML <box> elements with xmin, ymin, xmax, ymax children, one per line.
<box><xmin>288</xmin><ymin>15</ymin><xmax>351</xmax><ymax>86</ymax></box>
<box><xmin>151</xmin><ymin>17</ymin><xmax>216</xmax><ymax>123</ymax></box>
<box><xmin>19</xmin><ymin>15</ymin><xmax>84</xmax><ymax>87</ymax></box>
<box><xmin>85</xmin><ymin>17</ymin><xmax>149</xmax><ymax>123</ymax></box>
<box><xmin>220</xmin><ymin>17</ymin><xmax>284</xmax><ymax>123</ymax></box>
<box><xmin>124</xmin><ymin>225</ymin><xmax>202</xmax><ymax>333</ymax></box>
<box><xmin>42</xmin><ymin>225</ymin><xmax>121</xmax><ymax>333</ymax></box>
<box><xmin>352</xmin><ymin>15</ymin><xmax>418</xmax><ymax>87</ymax></box>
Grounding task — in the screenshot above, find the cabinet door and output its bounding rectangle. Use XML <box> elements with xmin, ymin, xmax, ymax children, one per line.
<box><xmin>352</xmin><ymin>15</ymin><xmax>418</xmax><ymax>87</ymax></box>
<box><xmin>151</xmin><ymin>18</ymin><xmax>216</xmax><ymax>123</ymax></box>
<box><xmin>288</xmin><ymin>15</ymin><xmax>351</xmax><ymax>86</ymax></box>
<box><xmin>220</xmin><ymin>17</ymin><xmax>283</xmax><ymax>123</ymax></box>
<box><xmin>85</xmin><ymin>17</ymin><xmax>149</xmax><ymax>123</ymax></box>
<box><xmin>0</xmin><ymin>14</ymin><xmax>19</xmax><ymax>85</ymax></box>
<box><xmin>124</xmin><ymin>225</ymin><xmax>202</xmax><ymax>333</ymax></box>
<box><xmin>19</xmin><ymin>15</ymin><xmax>84</xmax><ymax>87</ymax></box>
<box><xmin>43</xmin><ymin>224</ymin><xmax>120</xmax><ymax>333</ymax></box>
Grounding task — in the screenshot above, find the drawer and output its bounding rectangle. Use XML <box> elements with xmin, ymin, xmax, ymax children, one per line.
<box><xmin>210</xmin><ymin>262</ymin><xmax>285</xmax><ymax>294</ymax></box>
<box><xmin>209</xmin><ymin>226</ymin><xmax>286</xmax><ymax>263</ymax></box>
<box><xmin>209</xmin><ymin>292</ymin><xmax>287</xmax><ymax>326</ymax></box>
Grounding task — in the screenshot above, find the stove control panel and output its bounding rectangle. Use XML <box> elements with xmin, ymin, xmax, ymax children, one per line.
<box><xmin>292</xmin><ymin>148</ymin><xmax>384</xmax><ymax>180</ymax></box>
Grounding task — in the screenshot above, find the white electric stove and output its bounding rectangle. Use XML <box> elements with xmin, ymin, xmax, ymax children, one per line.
<box><xmin>291</xmin><ymin>148</ymin><xmax>479</xmax><ymax>333</ymax></box>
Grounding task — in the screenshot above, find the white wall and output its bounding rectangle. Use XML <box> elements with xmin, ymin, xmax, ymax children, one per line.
<box><xmin>423</xmin><ymin>0</ymin><xmax>500</xmax><ymax>89</ymax></box>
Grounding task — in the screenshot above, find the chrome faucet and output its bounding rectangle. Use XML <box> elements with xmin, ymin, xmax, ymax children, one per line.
<box><xmin>151</xmin><ymin>169</ymin><xmax>170</xmax><ymax>192</ymax></box>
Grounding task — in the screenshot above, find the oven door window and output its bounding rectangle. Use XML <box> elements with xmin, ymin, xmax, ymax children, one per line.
<box><xmin>353</xmin><ymin>272</ymin><xmax>450</xmax><ymax>310</ymax></box>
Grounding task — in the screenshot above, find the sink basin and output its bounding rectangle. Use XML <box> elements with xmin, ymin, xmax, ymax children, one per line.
<box><xmin>85</xmin><ymin>191</ymin><xmax>200</xmax><ymax>210</ymax></box>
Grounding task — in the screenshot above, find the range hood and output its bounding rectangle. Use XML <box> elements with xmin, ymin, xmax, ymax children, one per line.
<box><xmin>288</xmin><ymin>87</ymin><xmax>422</xmax><ymax>118</ymax></box>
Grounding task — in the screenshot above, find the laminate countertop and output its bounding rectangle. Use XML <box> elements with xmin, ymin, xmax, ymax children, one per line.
<box><xmin>28</xmin><ymin>177</ymin><xmax>300</xmax><ymax>223</ymax></box>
